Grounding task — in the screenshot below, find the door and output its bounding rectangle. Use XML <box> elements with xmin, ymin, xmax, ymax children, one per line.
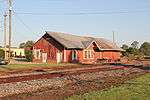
<box><xmin>57</xmin><ymin>51</ymin><xmax>62</xmax><ymax>63</ymax></box>
<box><xmin>42</xmin><ymin>53</ymin><xmax>47</xmax><ymax>63</ymax></box>
<box><xmin>72</xmin><ymin>50</ymin><xmax>77</xmax><ymax>61</ymax></box>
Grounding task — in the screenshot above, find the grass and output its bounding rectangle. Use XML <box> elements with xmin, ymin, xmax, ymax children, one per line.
<box><xmin>66</xmin><ymin>74</ymin><xmax>150</xmax><ymax>100</ymax></box>
<box><xmin>0</xmin><ymin>63</ymin><xmax>78</xmax><ymax>73</ymax></box>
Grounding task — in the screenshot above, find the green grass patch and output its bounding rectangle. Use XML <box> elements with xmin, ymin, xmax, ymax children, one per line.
<box><xmin>66</xmin><ymin>74</ymin><xmax>150</xmax><ymax>100</ymax></box>
<box><xmin>0</xmin><ymin>63</ymin><xmax>78</xmax><ymax>72</ymax></box>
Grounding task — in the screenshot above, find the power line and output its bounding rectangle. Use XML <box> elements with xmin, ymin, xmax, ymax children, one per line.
<box><xmin>13</xmin><ymin>10</ymin><xmax>150</xmax><ymax>16</ymax></box>
<box><xmin>13</xmin><ymin>10</ymin><xmax>41</xmax><ymax>38</ymax></box>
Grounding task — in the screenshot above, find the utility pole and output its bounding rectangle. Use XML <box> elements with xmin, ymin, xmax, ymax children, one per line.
<box><xmin>8</xmin><ymin>0</ymin><xmax>12</xmax><ymax>63</ymax></box>
<box><xmin>112</xmin><ymin>31</ymin><xmax>115</xmax><ymax>44</ymax></box>
<box><xmin>4</xmin><ymin>13</ymin><xmax>7</xmax><ymax>60</ymax></box>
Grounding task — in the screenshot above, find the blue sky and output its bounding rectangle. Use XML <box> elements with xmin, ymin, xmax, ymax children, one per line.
<box><xmin>0</xmin><ymin>0</ymin><xmax>150</xmax><ymax>47</ymax></box>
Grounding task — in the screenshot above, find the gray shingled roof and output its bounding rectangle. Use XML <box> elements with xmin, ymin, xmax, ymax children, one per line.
<box><xmin>46</xmin><ymin>31</ymin><xmax>122</xmax><ymax>51</ymax></box>
<box><xmin>95</xmin><ymin>38</ymin><xmax>122</xmax><ymax>50</ymax></box>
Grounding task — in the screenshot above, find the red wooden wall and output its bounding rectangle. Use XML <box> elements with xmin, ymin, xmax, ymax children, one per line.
<box><xmin>33</xmin><ymin>34</ymin><xmax>64</xmax><ymax>63</ymax></box>
<box><xmin>33</xmin><ymin>34</ymin><xmax>121</xmax><ymax>64</ymax></box>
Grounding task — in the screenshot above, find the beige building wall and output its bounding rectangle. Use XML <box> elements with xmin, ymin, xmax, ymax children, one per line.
<box><xmin>0</xmin><ymin>47</ymin><xmax>25</xmax><ymax>57</ymax></box>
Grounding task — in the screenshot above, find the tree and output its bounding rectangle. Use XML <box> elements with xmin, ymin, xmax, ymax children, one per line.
<box><xmin>19</xmin><ymin>40</ymin><xmax>35</xmax><ymax>61</ymax></box>
<box><xmin>0</xmin><ymin>49</ymin><xmax>5</xmax><ymax>59</ymax></box>
<box><xmin>121</xmin><ymin>44</ymin><xmax>129</xmax><ymax>50</ymax></box>
<box><xmin>140</xmin><ymin>42</ymin><xmax>150</xmax><ymax>56</ymax></box>
<box><xmin>126</xmin><ymin>47</ymin><xmax>140</xmax><ymax>55</ymax></box>
<box><xmin>23</xmin><ymin>41</ymin><xmax>35</xmax><ymax>62</ymax></box>
<box><xmin>25</xmin><ymin>50</ymin><xmax>33</xmax><ymax>62</ymax></box>
<box><xmin>19</xmin><ymin>41</ymin><xmax>35</xmax><ymax>61</ymax></box>
<box><xmin>25</xmin><ymin>41</ymin><xmax>34</xmax><ymax>48</ymax></box>
<box><xmin>19</xmin><ymin>41</ymin><xmax>34</xmax><ymax>48</ymax></box>
<box><xmin>131</xmin><ymin>41</ymin><xmax>139</xmax><ymax>49</ymax></box>
<box><xmin>121</xmin><ymin>41</ymin><xmax>147</xmax><ymax>60</ymax></box>
<box><xmin>121</xmin><ymin>44</ymin><xmax>129</xmax><ymax>56</ymax></box>
<box><xmin>19</xmin><ymin>43</ymin><xmax>26</xmax><ymax>48</ymax></box>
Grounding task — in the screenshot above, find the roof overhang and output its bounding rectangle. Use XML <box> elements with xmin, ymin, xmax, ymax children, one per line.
<box><xmin>100</xmin><ymin>49</ymin><xmax>123</xmax><ymax>51</ymax></box>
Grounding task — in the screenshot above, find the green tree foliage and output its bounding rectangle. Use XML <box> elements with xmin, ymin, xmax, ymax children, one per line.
<box><xmin>121</xmin><ymin>42</ymin><xmax>144</xmax><ymax>60</ymax></box>
<box><xmin>131</xmin><ymin>41</ymin><xmax>139</xmax><ymax>49</ymax></box>
<box><xmin>25</xmin><ymin>50</ymin><xmax>33</xmax><ymax>62</ymax></box>
<box><xmin>19</xmin><ymin>43</ymin><xmax>26</xmax><ymax>48</ymax></box>
<box><xmin>121</xmin><ymin>44</ymin><xmax>129</xmax><ymax>50</ymax></box>
<box><xmin>121</xmin><ymin>44</ymin><xmax>129</xmax><ymax>56</ymax></box>
<box><xmin>25</xmin><ymin>41</ymin><xmax>34</xmax><ymax>48</ymax></box>
<box><xmin>19</xmin><ymin>41</ymin><xmax>34</xmax><ymax>48</ymax></box>
<box><xmin>140</xmin><ymin>42</ymin><xmax>150</xmax><ymax>56</ymax></box>
<box><xmin>0</xmin><ymin>49</ymin><xmax>5</xmax><ymax>59</ymax></box>
<box><xmin>126</xmin><ymin>47</ymin><xmax>139</xmax><ymax>55</ymax></box>
<box><xmin>19</xmin><ymin>41</ymin><xmax>35</xmax><ymax>61</ymax></box>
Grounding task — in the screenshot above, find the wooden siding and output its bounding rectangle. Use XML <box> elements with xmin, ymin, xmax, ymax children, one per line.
<box><xmin>33</xmin><ymin>35</ymin><xmax>121</xmax><ymax>64</ymax></box>
<box><xmin>101</xmin><ymin>51</ymin><xmax>121</xmax><ymax>60</ymax></box>
<box><xmin>64</xmin><ymin>50</ymin><xmax>83</xmax><ymax>63</ymax></box>
<box><xmin>33</xmin><ymin>34</ymin><xmax>64</xmax><ymax>63</ymax></box>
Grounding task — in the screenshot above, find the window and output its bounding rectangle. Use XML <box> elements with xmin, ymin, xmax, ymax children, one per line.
<box><xmin>20</xmin><ymin>52</ymin><xmax>22</xmax><ymax>56</ymax></box>
<box><xmin>34</xmin><ymin>49</ymin><xmax>41</xmax><ymax>59</ymax></box>
<box><xmin>84</xmin><ymin>51</ymin><xmax>88</xmax><ymax>59</ymax></box>
<box><xmin>88</xmin><ymin>51</ymin><xmax>91</xmax><ymax>58</ymax></box>
<box><xmin>84</xmin><ymin>50</ymin><xmax>94</xmax><ymax>59</ymax></box>
<box><xmin>72</xmin><ymin>50</ymin><xmax>77</xmax><ymax>60</ymax></box>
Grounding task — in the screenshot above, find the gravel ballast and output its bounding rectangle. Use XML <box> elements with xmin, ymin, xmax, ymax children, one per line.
<box><xmin>0</xmin><ymin>77</ymin><xmax>71</xmax><ymax>97</ymax></box>
<box><xmin>0</xmin><ymin>67</ymin><xmax>145</xmax><ymax>98</ymax></box>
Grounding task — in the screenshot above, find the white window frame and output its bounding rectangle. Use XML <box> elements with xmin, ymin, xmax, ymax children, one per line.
<box><xmin>83</xmin><ymin>50</ymin><xmax>94</xmax><ymax>59</ymax></box>
<box><xmin>64</xmin><ymin>49</ymin><xmax>67</xmax><ymax>62</ymax></box>
<box><xmin>34</xmin><ymin>49</ymin><xmax>41</xmax><ymax>59</ymax></box>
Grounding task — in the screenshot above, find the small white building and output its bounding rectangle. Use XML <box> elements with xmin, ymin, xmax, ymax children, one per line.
<box><xmin>0</xmin><ymin>47</ymin><xmax>25</xmax><ymax>58</ymax></box>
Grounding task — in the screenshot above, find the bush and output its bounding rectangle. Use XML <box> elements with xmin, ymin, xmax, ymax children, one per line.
<box><xmin>0</xmin><ymin>49</ymin><xmax>5</xmax><ymax>59</ymax></box>
<box><xmin>25</xmin><ymin>50</ymin><xmax>33</xmax><ymax>62</ymax></box>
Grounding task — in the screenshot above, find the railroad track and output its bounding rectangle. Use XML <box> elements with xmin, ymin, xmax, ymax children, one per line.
<box><xmin>0</xmin><ymin>66</ymin><xmax>125</xmax><ymax>84</ymax></box>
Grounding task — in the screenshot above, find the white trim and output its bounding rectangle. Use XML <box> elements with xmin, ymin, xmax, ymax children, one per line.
<box><xmin>57</xmin><ymin>51</ymin><xmax>63</xmax><ymax>63</ymax></box>
<box><xmin>86</xmin><ymin>40</ymin><xmax>101</xmax><ymax>50</ymax></box>
<box><xmin>100</xmin><ymin>49</ymin><xmax>122</xmax><ymax>51</ymax></box>
<box><xmin>85</xmin><ymin>40</ymin><xmax>122</xmax><ymax>51</ymax></box>
<box><xmin>42</xmin><ymin>53</ymin><xmax>47</xmax><ymax>63</ymax></box>
<box><xmin>83</xmin><ymin>50</ymin><xmax>94</xmax><ymax>59</ymax></box>
<box><xmin>64</xmin><ymin>49</ymin><xmax>67</xmax><ymax>62</ymax></box>
<box><xmin>34</xmin><ymin>49</ymin><xmax>41</xmax><ymax>59</ymax></box>
<box><xmin>86</xmin><ymin>40</ymin><xmax>95</xmax><ymax>49</ymax></box>
<box><xmin>93</xmin><ymin>41</ymin><xmax>101</xmax><ymax>50</ymax></box>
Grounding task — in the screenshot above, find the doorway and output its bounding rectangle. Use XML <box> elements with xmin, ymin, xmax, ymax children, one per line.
<box><xmin>42</xmin><ymin>53</ymin><xmax>47</xmax><ymax>63</ymax></box>
<box><xmin>57</xmin><ymin>51</ymin><xmax>62</xmax><ymax>63</ymax></box>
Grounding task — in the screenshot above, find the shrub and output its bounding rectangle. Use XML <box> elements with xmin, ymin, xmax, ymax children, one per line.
<box><xmin>25</xmin><ymin>50</ymin><xmax>33</xmax><ymax>62</ymax></box>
